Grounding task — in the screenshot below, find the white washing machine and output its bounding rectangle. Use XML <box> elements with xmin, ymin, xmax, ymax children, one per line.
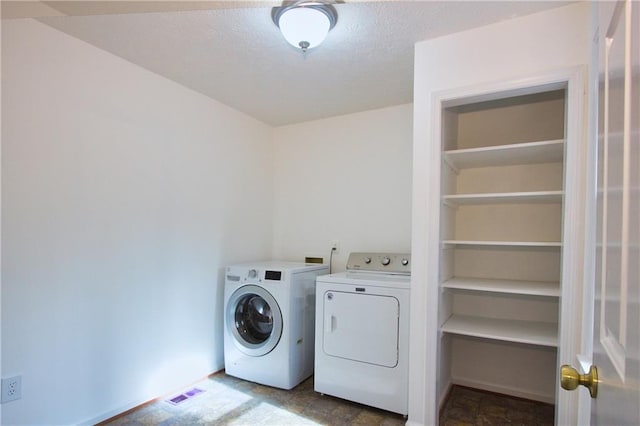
<box><xmin>315</xmin><ymin>252</ymin><xmax>411</xmax><ymax>415</ymax></box>
<box><xmin>224</xmin><ymin>261</ymin><xmax>329</xmax><ymax>390</ymax></box>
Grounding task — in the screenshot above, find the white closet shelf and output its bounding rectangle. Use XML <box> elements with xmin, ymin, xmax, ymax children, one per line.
<box><xmin>441</xmin><ymin>314</ymin><xmax>558</xmax><ymax>347</ymax></box>
<box><xmin>442</xmin><ymin>190</ymin><xmax>563</xmax><ymax>206</ymax></box>
<box><xmin>442</xmin><ymin>240</ymin><xmax>562</xmax><ymax>248</ymax></box>
<box><xmin>444</xmin><ymin>139</ymin><xmax>564</xmax><ymax>170</ymax></box>
<box><xmin>441</xmin><ymin>277</ymin><xmax>560</xmax><ymax>297</ymax></box>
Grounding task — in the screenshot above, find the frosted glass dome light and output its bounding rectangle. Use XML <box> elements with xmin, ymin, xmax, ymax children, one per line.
<box><xmin>272</xmin><ymin>2</ymin><xmax>338</xmax><ymax>52</ymax></box>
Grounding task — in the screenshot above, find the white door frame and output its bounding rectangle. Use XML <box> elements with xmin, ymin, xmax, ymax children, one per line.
<box><xmin>408</xmin><ymin>66</ymin><xmax>590</xmax><ymax>426</ymax></box>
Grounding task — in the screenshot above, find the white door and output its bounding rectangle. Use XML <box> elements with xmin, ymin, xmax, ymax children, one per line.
<box><xmin>321</xmin><ymin>290</ymin><xmax>399</xmax><ymax>367</ymax></box>
<box><xmin>588</xmin><ymin>0</ymin><xmax>639</xmax><ymax>424</ymax></box>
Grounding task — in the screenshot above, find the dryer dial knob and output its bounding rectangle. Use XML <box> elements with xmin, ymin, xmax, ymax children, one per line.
<box><xmin>364</xmin><ymin>257</ymin><xmax>372</xmax><ymax>264</ymax></box>
<box><xmin>248</xmin><ymin>269</ymin><xmax>257</xmax><ymax>279</ymax></box>
<box><xmin>401</xmin><ymin>258</ymin><xmax>409</xmax><ymax>266</ymax></box>
<box><xmin>381</xmin><ymin>257</ymin><xmax>391</xmax><ymax>266</ymax></box>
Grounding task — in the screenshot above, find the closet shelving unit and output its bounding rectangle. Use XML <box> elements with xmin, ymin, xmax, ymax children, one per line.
<box><xmin>437</xmin><ymin>90</ymin><xmax>566</xmax><ymax>403</ymax></box>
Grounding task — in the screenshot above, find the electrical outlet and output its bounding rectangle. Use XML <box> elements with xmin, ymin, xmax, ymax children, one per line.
<box><xmin>1</xmin><ymin>375</ymin><xmax>22</xmax><ymax>403</ymax></box>
<box><xmin>331</xmin><ymin>240</ymin><xmax>339</xmax><ymax>254</ymax></box>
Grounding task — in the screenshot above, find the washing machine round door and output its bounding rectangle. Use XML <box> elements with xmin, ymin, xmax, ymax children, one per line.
<box><xmin>226</xmin><ymin>285</ymin><xmax>283</xmax><ymax>356</ymax></box>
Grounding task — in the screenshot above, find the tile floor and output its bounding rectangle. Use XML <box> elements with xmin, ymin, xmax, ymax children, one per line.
<box><xmin>439</xmin><ymin>385</ymin><xmax>554</xmax><ymax>426</ymax></box>
<box><xmin>103</xmin><ymin>372</ymin><xmax>554</xmax><ymax>425</ymax></box>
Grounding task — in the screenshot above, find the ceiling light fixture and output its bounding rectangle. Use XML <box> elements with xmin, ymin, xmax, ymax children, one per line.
<box><xmin>272</xmin><ymin>1</ymin><xmax>338</xmax><ymax>52</ymax></box>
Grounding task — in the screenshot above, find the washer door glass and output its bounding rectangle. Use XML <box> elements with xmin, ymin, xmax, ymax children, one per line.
<box><xmin>226</xmin><ymin>285</ymin><xmax>283</xmax><ymax>356</ymax></box>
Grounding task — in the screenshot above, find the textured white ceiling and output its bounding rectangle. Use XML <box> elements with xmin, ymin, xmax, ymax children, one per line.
<box><xmin>29</xmin><ymin>1</ymin><xmax>570</xmax><ymax>126</ymax></box>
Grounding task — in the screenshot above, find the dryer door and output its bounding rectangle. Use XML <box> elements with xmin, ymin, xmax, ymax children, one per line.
<box><xmin>322</xmin><ymin>290</ymin><xmax>399</xmax><ymax>367</ymax></box>
<box><xmin>226</xmin><ymin>285</ymin><xmax>283</xmax><ymax>357</ymax></box>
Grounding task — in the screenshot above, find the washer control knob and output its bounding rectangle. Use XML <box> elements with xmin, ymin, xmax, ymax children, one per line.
<box><xmin>248</xmin><ymin>269</ymin><xmax>257</xmax><ymax>279</ymax></box>
<box><xmin>364</xmin><ymin>257</ymin><xmax>372</xmax><ymax>264</ymax></box>
<box><xmin>401</xmin><ymin>258</ymin><xmax>409</xmax><ymax>266</ymax></box>
<box><xmin>381</xmin><ymin>257</ymin><xmax>391</xmax><ymax>266</ymax></box>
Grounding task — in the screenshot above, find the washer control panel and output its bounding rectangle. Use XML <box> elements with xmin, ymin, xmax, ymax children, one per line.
<box><xmin>226</xmin><ymin>268</ymin><xmax>284</xmax><ymax>283</ymax></box>
<box><xmin>346</xmin><ymin>252</ymin><xmax>411</xmax><ymax>274</ymax></box>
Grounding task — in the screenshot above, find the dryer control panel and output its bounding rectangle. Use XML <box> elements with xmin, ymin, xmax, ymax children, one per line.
<box><xmin>346</xmin><ymin>252</ymin><xmax>411</xmax><ymax>275</ymax></box>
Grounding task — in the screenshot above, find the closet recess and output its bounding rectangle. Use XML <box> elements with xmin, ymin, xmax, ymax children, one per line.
<box><xmin>438</xmin><ymin>89</ymin><xmax>566</xmax><ymax>404</ymax></box>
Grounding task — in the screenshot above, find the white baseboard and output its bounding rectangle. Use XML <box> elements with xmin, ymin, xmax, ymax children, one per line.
<box><xmin>452</xmin><ymin>376</ymin><xmax>555</xmax><ymax>404</ymax></box>
<box><xmin>438</xmin><ymin>380</ymin><xmax>453</xmax><ymax>411</ymax></box>
<box><xmin>78</xmin><ymin>399</ymin><xmax>148</xmax><ymax>426</ymax></box>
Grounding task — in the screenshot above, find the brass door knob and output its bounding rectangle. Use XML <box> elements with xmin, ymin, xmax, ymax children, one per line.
<box><xmin>560</xmin><ymin>364</ymin><xmax>599</xmax><ymax>398</ymax></box>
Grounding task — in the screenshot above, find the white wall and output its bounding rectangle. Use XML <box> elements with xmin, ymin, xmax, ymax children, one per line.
<box><xmin>409</xmin><ymin>3</ymin><xmax>591</xmax><ymax>426</ymax></box>
<box><xmin>272</xmin><ymin>104</ymin><xmax>413</xmax><ymax>271</ymax></box>
<box><xmin>0</xmin><ymin>14</ymin><xmax>3</xmax><ymax>425</ymax></box>
<box><xmin>2</xmin><ymin>19</ymin><xmax>273</xmax><ymax>425</ymax></box>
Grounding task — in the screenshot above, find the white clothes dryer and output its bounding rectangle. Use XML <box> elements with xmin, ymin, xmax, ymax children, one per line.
<box><xmin>224</xmin><ymin>261</ymin><xmax>329</xmax><ymax>390</ymax></box>
<box><xmin>315</xmin><ymin>253</ymin><xmax>411</xmax><ymax>415</ymax></box>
